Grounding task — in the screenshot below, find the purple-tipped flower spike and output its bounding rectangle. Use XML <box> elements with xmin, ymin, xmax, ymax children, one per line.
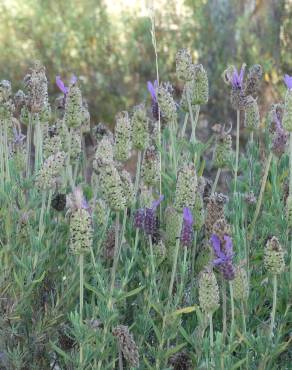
<box><xmin>211</xmin><ymin>234</ymin><xmax>235</xmax><ymax>280</ymax></box>
<box><xmin>180</xmin><ymin>207</ymin><xmax>193</xmax><ymax>247</ymax></box>
<box><xmin>284</xmin><ymin>74</ymin><xmax>292</xmax><ymax>90</ymax></box>
<box><xmin>231</xmin><ymin>65</ymin><xmax>246</xmax><ymax>89</ymax></box>
<box><xmin>147</xmin><ymin>80</ymin><xmax>158</xmax><ymax>102</ymax></box>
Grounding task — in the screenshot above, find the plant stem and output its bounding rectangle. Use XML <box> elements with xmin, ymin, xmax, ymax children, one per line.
<box><xmin>209</xmin><ymin>313</ymin><xmax>214</xmax><ymax>368</ymax></box>
<box><xmin>180</xmin><ymin>112</ymin><xmax>189</xmax><ymax>138</ymax></box>
<box><xmin>79</xmin><ymin>253</ymin><xmax>84</xmax><ymax>365</ymax></box>
<box><xmin>222</xmin><ymin>277</ymin><xmax>227</xmax><ymax>344</ymax></box>
<box><xmin>270</xmin><ymin>274</ymin><xmax>277</xmax><ymax>339</ymax></box>
<box><xmin>241</xmin><ymin>301</ymin><xmax>247</xmax><ymax>335</ymax></box>
<box><xmin>38</xmin><ymin>191</ymin><xmax>47</xmax><ymax>239</ymax></box>
<box><xmin>229</xmin><ymin>282</ymin><xmax>235</xmax><ymax>342</ymax></box>
<box><xmin>134</xmin><ymin>151</ymin><xmax>142</xmax><ymax>200</ymax></box>
<box><xmin>108</xmin><ymin>212</ymin><xmax>120</xmax><ymax>309</ymax></box>
<box><xmin>234</xmin><ymin>109</ymin><xmax>240</xmax><ymax>194</ymax></box>
<box><xmin>211</xmin><ymin>168</ymin><xmax>221</xmax><ymax>194</ymax></box>
<box><xmin>3</xmin><ymin>118</ymin><xmax>10</xmax><ymax>182</ymax></box>
<box><xmin>26</xmin><ymin>115</ymin><xmax>32</xmax><ymax>178</ymax></box>
<box><xmin>289</xmin><ymin>134</ymin><xmax>292</xmax><ymax>288</ymax></box>
<box><xmin>249</xmin><ymin>152</ymin><xmax>272</xmax><ymax>239</ymax></box>
<box><xmin>149</xmin><ymin>235</ymin><xmax>157</xmax><ymax>300</ymax></box>
<box><xmin>168</xmin><ymin>216</ymin><xmax>183</xmax><ymax>299</ymax></box>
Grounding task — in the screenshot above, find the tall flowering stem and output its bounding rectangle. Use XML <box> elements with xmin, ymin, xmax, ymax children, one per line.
<box><xmin>79</xmin><ymin>252</ymin><xmax>84</xmax><ymax>365</ymax></box>
<box><xmin>234</xmin><ymin>109</ymin><xmax>240</xmax><ymax>194</ymax></box>
<box><xmin>108</xmin><ymin>212</ymin><xmax>120</xmax><ymax>309</ymax></box>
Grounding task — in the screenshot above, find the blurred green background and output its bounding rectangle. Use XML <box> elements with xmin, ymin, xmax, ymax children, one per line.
<box><xmin>0</xmin><ymin>0</ymin><xmax>291</xmax><ymax>125</ymax></box>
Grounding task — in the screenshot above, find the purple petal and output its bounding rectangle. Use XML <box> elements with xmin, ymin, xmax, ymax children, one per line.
<box><xmin>81</xmin><ymin>198</ymin><xmax>89</xmax><ymax>210</ymax></box>
<box><xmin>70</xmin><ymin>74</ymin><xmax>78</xmax><ymax>85</ymax></box>
<box><xmin>151</xmin><ymin>194</ymin><xmax>164</xmax><ymax>210</ymax></box>
<box><xmin>213</xmin><ymin>258</ymin><xmax>224</xmax><ymax>266</ymax></box>
<box><xmin>238</xmin><ymin>64</ymin><xmax>246</xmax><ymax>86</ymax></box>
<box><xmin>284</xmin><ymin>74</ymin><xmax>292</xmax><ymax>90</ymax></box>
<box><xmin>223</xmin><ymin>235</ymin><xmax>233</xmax><ymax>256</ymax></box>
<box><xmin>183</xmin><ymin>207</ymin><xmax>193</xmax><ymax>225</ymax></box>
<box><xmin>56</xmin><ymin>76</ymin><xmax>68</xmax><ymax>94</ymax></box>
<box><xmin>147</xmin><ymin>81</ymin><xmax>157</xmax><ymax>102</ymax></box>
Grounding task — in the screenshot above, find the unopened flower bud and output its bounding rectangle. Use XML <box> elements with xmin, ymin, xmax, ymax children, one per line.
<box><xmin>112</xmin><ymin>325</ymin><xmax>139</xmax><ymax>368</ymax></box>
<box><xmin>199</xmin><ymin>269</ymin><xmax>220</xmax><ymax>314</ymax></box>
<box><xmin>35</xmin><ymin>151</ymin><xmax>66</xmax><ymax>191</ymax></box>
<box><xmin>232</xmin><ymin>266</ymin><xmax>249</xmax><ymax>301</ymax></box>
<box><xmin>132</xmin><ymin>104</ymin><xmax>149</xmax><ymax>150</ymax></box>
<box><xmin>264</xmin><ymin>236</ymin><xmax>285</xmax><ymax>275</ymax></box>
<box><xmin>141</xmin><ymin>146</ymin><xmax>160</xmax><ymax>186</ymax></box>
<box><xmin>70</xmin><ymin>209</ymin><xmax>93</xmax><ymax>254</ymax></box>
<box><xmin>174</xmin><ymin>163</ymin><xmax>197</xmax><ymax>212</ymax></box>
<box><xmin>244</xmin><ymin>96</ymin><xmax>260</xmax><ymax>131</ymax></box>
<box><xmin>64</xmin><ymin>83</ymin><xmax>83</xmax><ymax>128</ymax></box>
<box><xmin>176</xmin><ymin>48</ymin><xmax>194</xmax><ymax>81</ymax></box>
<box><xmin>114</xmin><ymin>111</ymin><xmax>132</xmax><ymax>162</ymax></box>
<box><xmin>157</xmin><ymin>83</ymin><xmax>177</xmax><ymax>124</ymax></box>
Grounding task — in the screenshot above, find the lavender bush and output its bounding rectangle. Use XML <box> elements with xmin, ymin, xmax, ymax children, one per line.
<box><xmin>0</xmin><ymin>23</ymin><xmax>291</xmax><ymax>370</ymax></box>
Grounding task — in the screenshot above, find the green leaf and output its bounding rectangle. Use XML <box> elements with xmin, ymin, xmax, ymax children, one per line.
<box><xmin>117</xmin><ymin>285</ymin><xmax>145</xmax><ymax>301</ymax></box>
<box><xmin>165</xmin><ymin>342</ymin><xmax>186</xmax><ymax>358</ymax></box>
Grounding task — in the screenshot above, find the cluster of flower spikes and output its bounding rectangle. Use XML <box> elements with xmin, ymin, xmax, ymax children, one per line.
<box><xmin>176</xmin><ymin>48</ymin><xmax>209</xmax><ymax>110</ymax></box>
<box><xmin>69</xmin><ymin>188</ymin><xmax>93</xmax><ymax>255</ymax></box>
<box><xmin>205</xmin><ymin>192</ymin><xmax>228</xmax><ymax>238</ymax></box>
<box><xmin>35</xmin><ymin>151</ymin><xmax>66</xmax><ymax>191</ymax></box>
<box><xmin>114</xmin><ymin>111</ymin><xmax>132</xmax><ymax>162</ymax></box>
<box><xmin>92</xmin><ymin>124</ymin><xmax>134</xmax><ymax>212</ymax></box>
<box><xmin>212</xmin><ymin>123</ymin><xmax>232</xmax><ymax>169</ymax></box>
<box><xmin>112</xmin><ymin>325</ymin><xmax>139</xmax><ymax>368</ymax></box>
<box><xmin>134</xmin><ymin>195</ymin><xmax>163</xmax><ymax>238</ymax></box>
<box><xmin>174</xmin><ymin>162</ymin><xmax>198</xmax><ymax>212</ymax></box>
<box><xmin>264</xmin><ymin>236</ymin><xmax>285</xmax><ymax>275</ymax></box>
<box><xmin>198</xmin><ymin>268</ymin><xmax>220</xmax><ymax>314</ymax></box>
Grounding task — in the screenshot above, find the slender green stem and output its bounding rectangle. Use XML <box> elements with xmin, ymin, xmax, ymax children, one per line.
<box><xmin>26</xmin><ymin>115</ymin><xmax>32</xmax><ymax>178</ymax></box>
<box><xmin>134</xmin><ymin>151</ymin><xmax>142</xmax><ymax>200</ymax></box>
<box><xmin>38</xmin><ymin>192</ymin><xmax>47</xmax><ymax>239</ymax></box>
<box><xmin>186</xmin><ymin>91</ymin><xmax>200</xmax><ymax>144</ymax></box>
<box><xmin>180</xmin><ymin>112</ymin><xmax>189</xmax><ymax>138</ymax></box>
<box><xmin>289</xmin><ymin>134</ymin><xmax>292</xmax><ymax>288</ymax></box>
<box><xmin>234</xmin><ymin>109</ymin><xmax>240</xmax><ymax>194</ymax></box>
<box><xmin>170</xmin><ymin>120</ymin><xmax>177</xmax><ymax>175</ymax></box>
<box><xmin>3</xmin><ymin>118</ymin><xmax>10</xmax><ymax>182</ymax></box>
<box><xmin>0</xmin><ymin>126</ymin><xmax>4</xmax><ymax>189</ymax></box>
<box><xmin>222</xmin><ymin>277</ymin><xmax>227</xmax><ymax>344</ymax></box>
<box><xmin>229</xmin><ymin>282</ymin><xmax>235</xmax><ymax>342</ymax></box>
<box><xmin>119</xmin><ymin>208</ymin><xmax>127</xmax><ymax>249</ymax></box>
<box><xmin>191</xmin><ymin>231</ymin><xmax>197</xmax><ymax>277</ymax></box>
<box><xmin>168</xmin><ymin>216</ymin><xmax>183</xmax><ymax>299</ymax></box>
<box><xmin>241</xmin><ymin>301</ymin><xmax>247</xmax><ymax>335</ymax></box>
<box><xmin>270</xmin><ymin>274</ymin><xmax>277</xmax><ymax>339</ymax></box>
<box><xmin>79</xmin><ymin>253</ymin><xmax>84</xmax><ymax>365</ymax></box>
<box><xmin>149</xmin><ymin>235</ymin><xmax>158</xmax><ymax>300</ymax></box>
<box><xmin>108</xmin><ymin>212</ymin><xmax>120</xmax><ymax>309</ymax></box>
<box><xmin>209</xmin><ymin>313</ymin><xmax>214</xmax><ymax>368</ymax></box>
<box><xmin>249</xmin><ymin>152</ymin><xmax>272</xmax><ymax>239</ymax></box>
<box><xmin>211</xmin><ymin>168</ymin><xmax>221</xmax><ymax>194</ymax></box>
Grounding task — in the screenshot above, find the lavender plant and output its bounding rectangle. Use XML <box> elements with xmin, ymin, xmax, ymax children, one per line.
<box><xmin>0</xmin><ymin>42</ymin><xmax>291</xmax><ymax>370</ymax></box>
